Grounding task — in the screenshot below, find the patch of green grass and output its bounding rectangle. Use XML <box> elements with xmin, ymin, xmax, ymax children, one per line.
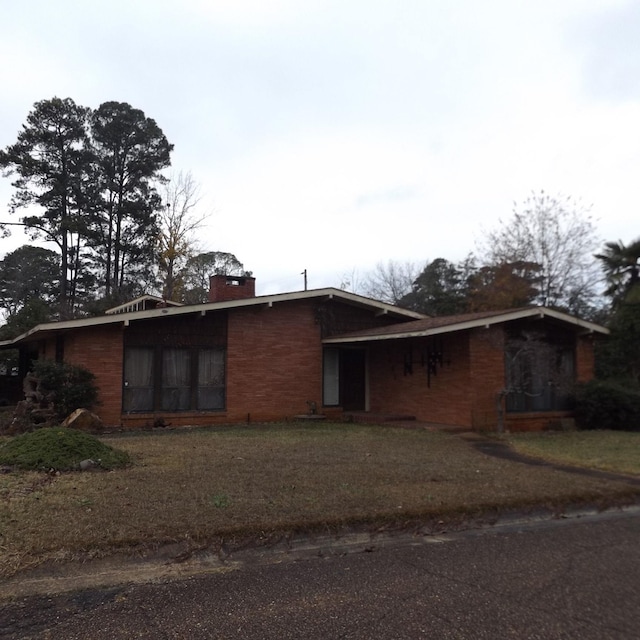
<box><xmin>210</xmin><ymin>493</ymin><xmax>231</xmax><ymax>508</ymax></box>
<box><xmin>0</xmin><ymin>427</ymin><xmax>131</xmax><ymax>471</ymax></box>
<box><xmin>507</xmin><ymin>430</ymin><xmax>640</xmax><ymax>475</ymax></box>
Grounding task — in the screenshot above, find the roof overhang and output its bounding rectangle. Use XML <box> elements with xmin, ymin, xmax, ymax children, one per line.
<box><xmin>323</xmin><ymin>306</ymin><xmax>609</xmax><ymax>345</ymax></box>
<box><xmin>0</xmin><ymin>287</ymin><xmax>424</xmax><ymax>349</ymax></box>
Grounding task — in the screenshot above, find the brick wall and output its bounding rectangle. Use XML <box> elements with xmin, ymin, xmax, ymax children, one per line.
<box><xmin>60</xmin><ymin>325</ymin><xmax>124</xmax><ymax>426</ymax></box>
<box><xmin>367</xmin><ymin>334</ymin><xmax>474</xmax><ymax>426</ymax></box>
<box><xmin>31</xmin><ymin>303</ymin><xmax>600</xmax><ymax>432</ymax></box>
<box><xmin>366</xmin><ymin>325</ymin><xmax>543</xmax><ymax>430</ymax></box>
<box><xmin>469</xmin><ymin>326</ymin><xmax>505</xmax><ymax>429</ymax></box>
<box><xmin>575</xmin><ymin>334</ymin><xmax>596</xmax><ymax>382</ymax></box>
<box><xmin>505</xmin><ymin>411</ymin><xmax>575</xmax><ymax>432</ymax></box>
<box><xmin>365</xmin><ymin>324</ymin><xmax>590</xmax><ymax>431</ymax></box>
<box><xmin>44</xmin><ymin>299</ymin><xmax>360</xmax><ymax>428</ymax></box>
<box><xmin>225</xmin><ymin>300</ymin><xmax>323</xmax><ymax>422</ymax></box>
<box><xmin>122</xmin><ymin>298</ymin><xmax>327</xmax><ymax>427</ymax></box>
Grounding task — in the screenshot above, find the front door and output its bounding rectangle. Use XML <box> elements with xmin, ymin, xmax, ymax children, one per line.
<box><xmin>341</xmin><ymin>349</ymin><xmax>366</xmax><ymax>411</ymax></box>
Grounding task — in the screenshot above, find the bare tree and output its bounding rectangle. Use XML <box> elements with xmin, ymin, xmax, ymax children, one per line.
<box><xmin>359</xmin><ymin>260</ymin><xmax>422</xmax><ymax>304</ymax></box>
<box><xmin>478</xmin><ymin>191</ymin><xmax>601</xmax><ymax>315</ymax></box>
<box><xmin>157</xmin><ymin>171</ymin><xmax>209</xmax><ymax>301</ymax></box>
<box><xmin>338</xmin><ymin>267</ymin><xmax>364</xmax><ymax>294</ymax></box>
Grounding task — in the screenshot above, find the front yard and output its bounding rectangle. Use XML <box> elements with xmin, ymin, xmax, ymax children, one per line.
<box><xmin>1</xmin><ymin>423</ymin><xmax>638</xmax><ymax>578</ymax></box>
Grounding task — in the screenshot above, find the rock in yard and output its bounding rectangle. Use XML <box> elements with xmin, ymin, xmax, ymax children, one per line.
<box><xmin>61</xmin><ymin>408</ymin><xmax>104</xmax><ymax>433</ymax></box>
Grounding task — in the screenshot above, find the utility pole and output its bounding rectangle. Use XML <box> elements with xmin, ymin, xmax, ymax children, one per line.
<box><xmin>301</xmin><ymin>269</ymin><xmax>307</xmax><ymax>291</ymax></box>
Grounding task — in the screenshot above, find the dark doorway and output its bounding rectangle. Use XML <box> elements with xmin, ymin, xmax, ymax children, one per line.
<box><xmin>341</xmin><ymin>349</ymin><xmax>366</xmax><ymax>411</ymax></box>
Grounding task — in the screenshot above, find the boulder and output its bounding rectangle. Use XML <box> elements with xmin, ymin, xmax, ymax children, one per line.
<box><xmin>61</xmin><ymin>408</ymin><xmax>104</xmax><ymax>433</ymax></box>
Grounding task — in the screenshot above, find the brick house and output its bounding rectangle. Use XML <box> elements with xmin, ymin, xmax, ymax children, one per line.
<box><xmin>1</xmin><ymin>275</ymin><xmax>607</xmax><ymax>431</ymax></box>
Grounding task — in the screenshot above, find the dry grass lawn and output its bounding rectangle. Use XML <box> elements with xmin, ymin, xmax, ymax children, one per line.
<box><xmin>507</xmin><ymin>430</ymin><xmax>640</xmax><ymax>476</ymax></box>
<box><xmin>1</xmin><ymin>423</ymin><xmax>638</xmax><ymax>578</ymax></box>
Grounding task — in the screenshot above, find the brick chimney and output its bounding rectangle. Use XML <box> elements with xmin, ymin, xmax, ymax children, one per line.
<box><xmin>208</xmin><ymin>274</ymin><xmax>256</xmax><ymax>302</ymax></box>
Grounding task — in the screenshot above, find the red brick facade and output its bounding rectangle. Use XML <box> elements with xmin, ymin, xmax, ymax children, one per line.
<box><xmin>367</xmin><ymin>334</ymin><xmax>474</xmax><ymax>426</ymax></box>
<box><xmin>51</xmin><ymin>325</ymin><xmax>124</xmax><ymax>426</ymax></box>
<box><xmin>25</xmin><ymin>295</ymin><xmax>600</xmax><ymax>432</ymax></box>
<box><xmin>225</xmin><ymin>301</ymin><xmax>325</xmax><ymax>422</ymax></box>
<box><xmin>45</xmin><ymin>298</ymin><xmax>349</xmax><ymax>428</ymax></box>
<box><xmin>208</xmin><ymin>275</ymin><xmax>256</xmax><ymax>302</ymax></box>
<box><xmin>336</xmin><ymin>323</ymin><xmax>597</xmax><ymax>432</ymax></box>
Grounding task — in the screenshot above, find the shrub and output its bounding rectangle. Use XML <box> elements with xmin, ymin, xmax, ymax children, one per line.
<box><xmin>31</xmin><ymin>359</ymin><xmax>99</xmax><ymax>421</ymax></box>
<box><xmin>0</xmin><ymin>427</ymin><xmax>130</xmax><ymax>471</ymax></box>
<box><xmin>574</xmin><ymin>380</ymin><xmax>640</xmax><ymax>431</ymax></box>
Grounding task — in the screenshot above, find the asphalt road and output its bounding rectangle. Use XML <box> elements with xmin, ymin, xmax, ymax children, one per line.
<box><xmin>2</xmin><ymin>510</ymin><xmax>639</xmax><ymax>639</ymax></box>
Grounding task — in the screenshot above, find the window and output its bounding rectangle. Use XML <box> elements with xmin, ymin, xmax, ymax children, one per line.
<box><xmin>323</xmin><ymin>348</ymin><xmax>340</xmax><ymax>406</ymax></box>
<box><xmin>123</xmin><ymin>346</ymin><xmax>225</xmax><ymax>412</ymax></box>
<box><xmin>162</xmin><ymin>348</ymin><xmax>191</xmax><ymax>411</ymax></box>
<box><xmin>198</xmin><ymin>348</ymin><xmax>225</xmax><ymax>410</ymax></box>
<box><xmin>123</xmin><ymin>347</ymin><xmax>154</xmax><ymax>411</ymax></box>
<box><xmin>504</xmin><ymin>328</ymin><xmax>575</xmax><ymax>413</ymax></box>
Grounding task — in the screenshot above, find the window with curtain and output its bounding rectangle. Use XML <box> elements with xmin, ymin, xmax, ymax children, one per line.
<box><xmin>123</xmin><ymin>347</ymin><xmax>154</xmax><ymax>411</ymax></box>
<box><xmin>198</xmin><ymin>348</ymin><xmax>225</xmax><ymax>410</ymax></box>
<box><xmin>123</xmin><ymin>346</ymin><xmax>225</xmax><ymax>412</ymax></box>
<box><xmin>162</xmin><ymin>348</ymin><xmax>191</xmax><ymax>411</ymax></box>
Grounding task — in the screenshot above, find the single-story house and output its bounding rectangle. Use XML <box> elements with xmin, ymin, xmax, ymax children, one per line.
<box><xmin>0</xmin><ymin>275</ymin><xmax>608</xmax><ymax>431</ymax></box>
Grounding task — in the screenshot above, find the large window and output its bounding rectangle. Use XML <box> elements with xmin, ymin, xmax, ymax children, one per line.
<box><xmin>123</xmin><ymin>346</ymin><xmax>225</xmax><ymax>412</ymax></box>
<box><xmin>504</xmin><ymin>327</ymin><xmax>575</xmax><ymax>413</ymax></box>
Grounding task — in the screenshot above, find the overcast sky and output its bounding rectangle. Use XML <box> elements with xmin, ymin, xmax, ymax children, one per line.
<box><xmin>1</xmin><ymin>0</ymin><xmax>638</xmax><ymax>295</ymax></box>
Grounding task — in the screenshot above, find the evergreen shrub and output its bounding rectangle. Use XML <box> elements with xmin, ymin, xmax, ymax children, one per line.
<box><xmin>32</xmin><ymin>359</ymin><xmax>99</xmax><ymax>420</ymax></box>
<box><xmin>574</xmin><ymin>380</ymin><xmax>640</xmax><ymax>431</ymax></box>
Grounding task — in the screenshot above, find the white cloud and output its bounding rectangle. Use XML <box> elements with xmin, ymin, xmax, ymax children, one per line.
<box><xmin>0</xmin><ymin>0</ymin><xmax>638</xmax><ymax>296</ymax></box>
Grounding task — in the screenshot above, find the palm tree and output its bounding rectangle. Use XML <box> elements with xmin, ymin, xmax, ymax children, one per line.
<box><xmin>596</xmin><ymin>237</ymin><xmax>640</xmax><ymax>304</ymax></box>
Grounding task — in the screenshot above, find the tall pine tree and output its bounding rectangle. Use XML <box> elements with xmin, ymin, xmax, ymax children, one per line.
<box><xmin>89</xmin><ymin>101</ymin><xmax>173</xmax><ymax>301</ymax></box>
<box><xmin>0</xmin><ymin>97</ymin><xmax>93</xmax><ymax>317</ymax></box>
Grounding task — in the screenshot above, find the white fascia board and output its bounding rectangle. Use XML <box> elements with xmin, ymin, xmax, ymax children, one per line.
<box><xmin>323</xmin><ymin>307</ymin><xmax>609</xmax><ymax>345</ymax></box>
<box><xmin>323</xmin><ymin>322</ymin><xmax>486</xmax><ymax>344</ymax></box>
<box><xmin>533</xmin><ymin>307</ymin><xmax>610</xmax><ymax>335</ymax></box>
<box><xmin>3</xmin><ymin>287</ymin><xmax>423</xmax><ymax>347</ymax></box>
